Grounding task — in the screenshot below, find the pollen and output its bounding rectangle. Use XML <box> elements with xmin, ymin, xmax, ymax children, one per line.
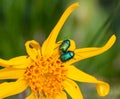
<box><xmin>24</xmin><ymin>55</ymin><xmax>67</xmax><ymax>97</ymax></box>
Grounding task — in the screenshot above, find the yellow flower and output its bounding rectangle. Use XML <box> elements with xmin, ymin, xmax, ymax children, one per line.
<box><xmin>0</xmin><ymin>3</ymin><xmax>116</xmax><ymax>99</ymax></box>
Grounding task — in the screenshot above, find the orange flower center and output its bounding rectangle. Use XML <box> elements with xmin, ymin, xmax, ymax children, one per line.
<box><xmin>24</xmin><ymin>55</ymin><xmax>67</xmax><ymax>97</ymax></box>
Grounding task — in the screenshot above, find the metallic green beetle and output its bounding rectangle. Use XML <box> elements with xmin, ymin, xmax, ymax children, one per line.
<box><xmin>59</xmin><ymin>39</ymin><xmax>70</xmax><ymax>53</ymax></box>
<box><xmin>60</xmin><ymin>51</ymin><xmax>74</xmax><ymax>62</ymax></box>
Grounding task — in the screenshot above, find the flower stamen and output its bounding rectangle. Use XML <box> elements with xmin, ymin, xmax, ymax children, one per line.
<box><xmin>24</xmin><ymin>55</ymin><xmax>67</xmax><ymax>97</ymax></box>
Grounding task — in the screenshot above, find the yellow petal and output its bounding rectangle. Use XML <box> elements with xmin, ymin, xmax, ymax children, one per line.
<box><xmin>26</xmin><ymin>92</ymin><xmax>38</xmax><ymax>99</ymax></box>
<box><xmin>42</xmin><ymin>3</ymin><xmax>79</xmax><ymax>56</ymax></box>
<box><xmin>0</xmin><ymin>77</ymin><xmax>28</xmax><ymax>99</ymax></box>
<box><xmin>0</xmin><ymin>68</ymin><xmax>25</xmax><ymax>79</ymax></box>
<box><xmin>0</xmin><ymin>56</ymin><xmax>30</xmax><ymax>68</ymax></box>
<box><xmin>66</xmin><ymin>35</ymin><xmax>116</xmax><ymax>64</ymax></box>
<box><xmin>96</xmin><ymin>81</ymin><xmax>110</xmax><ymax>96</ymax></box>
<box><xmin>68</xmin><ymin>39</ymin><xmax>76</xmax><ymax>51</ymax></box>
<box><xmin>63</xmin><ymin>79</ymin><xmax>83</xmax><ymax>99</ymax></box>
<box><xmin>67</xmin><ymin>65</ymin><xmax>110</xmax><ymax>96</ymax></box>
<box><xmin>25</xmin><ymin>40</ymin><xmax>41</xmax><ymax>60</ymax></box>
<box><xmin>55</xmin><ymin>91</ymin><xmax>67</xmax><ymax>99</ymax></box>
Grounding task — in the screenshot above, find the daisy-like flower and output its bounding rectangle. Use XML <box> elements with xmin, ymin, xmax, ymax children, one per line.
<box><xmin>0</xmin><ymin>3</ymin><xmax>116</xmax><ymax>99</ymax></box>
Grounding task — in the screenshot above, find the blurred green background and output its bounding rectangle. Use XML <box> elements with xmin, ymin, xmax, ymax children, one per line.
<box><xmin>0</xmin><ymin>0</ymin><xmax>120</xmax><ymax>99</ymax></box>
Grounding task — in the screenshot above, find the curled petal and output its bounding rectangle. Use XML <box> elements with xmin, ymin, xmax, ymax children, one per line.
<box><xmin>42</xmin><ymin>3</ymin><xmax>79</xmax><ymax>56</ymax></box>
<box><xmin>0</xmin><ymin>68</ymin><xmax>25</xmax><ymax>79</ymax></box>
<box><xmin>66</xmin><ymin>35</ymin><xmax>116</xmax><ymax>64</ymax></box>
<box><xmin>63</xmin><ymin>79</ymin><xmax>83</xmax><ymax>99</ymax></box>
<box><xmin>25</xmin><ymin>40</ymin><xmax>41</xmax><ymax>60</ymax></box>
<box><xmin>66</xmin><ymin>65</ymin><xmax>110</xmax><ymax>96</ymax></box>
<box><xmin>0</xmin><ymin>77</ymin><xmax>28</xmax><ymax>99</ymax></box>
<box><xmin>96</xmin><ymin>81</ymin><xmax>110</xmax><ymax>96</ymax></box>
<box><xmin>0</xmin><ymin>56</ymin><xmax>30</xmax><ymax>68</ymax></box>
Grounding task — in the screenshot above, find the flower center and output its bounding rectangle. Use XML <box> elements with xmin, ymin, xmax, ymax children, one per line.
<box><xmin>24</xmin><ymin>55</ymin><xmax>67</xmax><ymax>97</ymax></box>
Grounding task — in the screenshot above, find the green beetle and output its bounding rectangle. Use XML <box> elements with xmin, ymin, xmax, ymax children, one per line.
<box><xmin>60</xmin><ymin>51</ymin><xmax>74</xmax><ymax>62</ymax></box>
<box><xmin>59</xmin><ymin>39</ymin><xmax>70</xmax><ymax>53</ymax></box>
